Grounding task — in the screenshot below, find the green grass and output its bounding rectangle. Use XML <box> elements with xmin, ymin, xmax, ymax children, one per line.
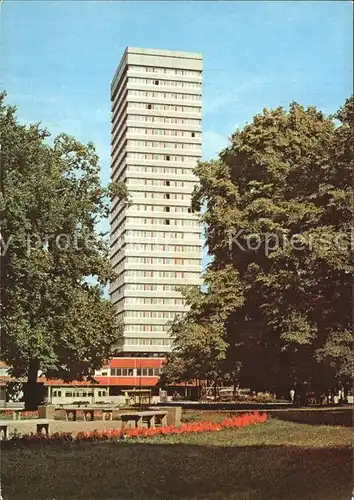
<box><xmin>1</xmin><ymin>418</ymin><xmax>353</xmax><ymax>500</ymax></box>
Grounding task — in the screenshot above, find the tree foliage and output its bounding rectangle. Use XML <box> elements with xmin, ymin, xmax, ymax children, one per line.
<box><xmin>0</xmin><ymin>93</ymin><xmax>126</xmax><ymax>402</ymax></box>
<box><xmin>161</xmin><ymin>266</ymin><xmax>244</xmax><ymax>389</ymax></box>
<box><xmin>163</xmin><ymin>97</ymin><xmax>353</xmax><ymax>395</ymax></box>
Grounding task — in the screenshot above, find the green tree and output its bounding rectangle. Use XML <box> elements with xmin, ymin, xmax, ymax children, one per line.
<box><xmin>161</xmin><ymin>266</ymin><xmax>244</xmax><ymax>396</ymax></box>
<box><xmin>0</xmin><ymin>93</ymin><xmax>126</xmax><ymax>408</ymax></box>
<box><xmin>165</xmin><ymin>97</ymin><xmax>353</xmax><ymax>396</ymax></box>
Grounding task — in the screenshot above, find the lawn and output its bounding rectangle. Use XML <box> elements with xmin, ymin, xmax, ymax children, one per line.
<box><xmin>1</xmin><ymin>417</ymin><xmax>352</xmax><ymax>500</ymax></box>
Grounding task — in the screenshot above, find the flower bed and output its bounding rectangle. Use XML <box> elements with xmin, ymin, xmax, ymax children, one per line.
<box><xmin>18</xmin><ymin>411</ymin><xmax>39</xmax><ymax>420</ymax></box>
<box><xmin>0</xmin><ymin>410</ymin><xmax>39</xmax><ymax>420</ymax></box>
<box><xmin>5</xmin><ymin>411</ymin><xmax>267</xmax><ymax>445</ymax></box>
<box><xmin>0</xmin><ymin>411</ymin><xmax>14</xmax><ymax>420</ymax></box>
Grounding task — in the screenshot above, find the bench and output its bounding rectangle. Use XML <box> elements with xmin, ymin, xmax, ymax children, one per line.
<box><xmin>62</xmin><ymin>406</ymin><xmax>117</xmax><ymax>422</ymax></box>
<box><xmin>120</xmin><ymin>411</ymin><xmax>168</xmax><ymax>429</ymax></box>
<box><xmin>63</xmin><ymin>408</ymin><xmax>94</xmax><ymax>422</ymax></box>
<box><xmin>0</xmin><ymin>419</ymin><xmax>51</xmax><ymax>440</ymax></box>
<box><xmin>101</xmin><ymin>409</ymin><xmax>114</xmax><ymax>421</ymax></box>
<box><xmin>0</xmin><ymin>423</ymin><xmax>8</xmax><ymax>440</ymax></box>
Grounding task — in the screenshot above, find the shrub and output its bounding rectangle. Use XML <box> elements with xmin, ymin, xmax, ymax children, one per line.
<box><xmin>19</xmin><ymin>411</ymin><xmax>39</xmax><ymax>420</ymax></box>
<box><xmin>0</xmin><ymin>410</ymin><xmax>14</xmax><ymax>420</ymax></box>
<box><xmin>0</xmin><ymin>410</ymin><xmax>39</xmax><ymax>420</ymax></box>
<box><xmin>180</xmin><ymin>412</ymin><xmax>201</xmax><ymax>423</ymax></box>
<box><xmin>251</xmin><ymin>392</ymin><xmax>276</xmax><ymax>403</ymax></box>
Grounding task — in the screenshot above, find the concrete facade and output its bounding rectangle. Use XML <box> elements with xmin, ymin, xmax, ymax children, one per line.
<box><xmin>109</xmin><ymin>48</ymin><xmax>203</xmax><ymax>356</ymax></box>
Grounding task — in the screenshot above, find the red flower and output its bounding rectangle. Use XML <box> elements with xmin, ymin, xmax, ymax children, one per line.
<box><xmin>14</xmin><ymin>411</ymin><xmax>268</xmax><ymax>444</ymax></box>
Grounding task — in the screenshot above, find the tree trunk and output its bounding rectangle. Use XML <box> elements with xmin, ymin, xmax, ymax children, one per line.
<box><xmin>24</xmin><ymin>359</ymin><xmax>42</xmax><ymax>410</ymax></box>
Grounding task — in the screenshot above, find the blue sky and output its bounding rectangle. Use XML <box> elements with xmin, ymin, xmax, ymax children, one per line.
<box><xmin>1</xmin><ymin>0</ymin><xmax>353</xmax><ymax>268</ymax></box>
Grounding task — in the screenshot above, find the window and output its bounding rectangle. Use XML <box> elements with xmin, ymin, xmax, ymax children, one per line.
<box><xmin>188</xmin><ymin>208</ymin><xmax>192</xmax><ymax>213</ymax></box>
<box><xmin>165</xmin><ymin>180</ymin><xmax>170</xmax><ymax>186</ymax></box>
<box><xmin>165</xmin><ymin>155</ymin><xmax>170</xmax><ymax>161</ymax></box>
<box><xmin>53</xmin><ymin>391</ymin><xmax>57</xmax><ymax>397</ymax></box>
<box><xmin>191</xmin><ymin>132</ymin><xmax>195</xmax><ymax>137</ymax></box>
<box><xmin>137</xmin><ymin>368</ymin><xmax>155</xmax><ymax>376</ymax></box>
<box><xmin>164</xmin><ymin>206</ymin><xmax>170</xmax><ymax>212</ymax></box>
<box><xmin>165</xmin><ymin>193</ymin><xmax>170</xmax><ymax>199</ymax></box>
<box><xmin>65</xmin><ymin>392</ymin><xmax>73</xmax><ymax>397</ymax></box>
<box><xmin>165</xmin><ymin>219</ymin><xmax>170</xmax><ymax>225</ymax></box>
<box><xmin>154</xmin><ymin>80</ymin><xmax>159</xmax><ymax>85</ymax></box>
<box><xmin>147</xmin><ymin>104</ymin><xmax>152</xmax><ymax>109</ymax></box>
<box><xmin>112</xmin><ymin>368</ymin><xmax>134</xmax><ymax>376</ymax></box>
<box><xmin>101</xmin><ymin>371</ymin><xmax>108</xmax><ymax>376</ymax></box>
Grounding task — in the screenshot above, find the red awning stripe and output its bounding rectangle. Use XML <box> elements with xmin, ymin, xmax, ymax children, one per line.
<box><xmin>108</xmin><ymin>358</ymin><xmax>165</xmax><ymax>369</ymax></box>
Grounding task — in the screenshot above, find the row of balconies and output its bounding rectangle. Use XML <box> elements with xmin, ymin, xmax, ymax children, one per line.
<box><xmin>119</xmin><ymin>318</ymin><xmax>183</xmax><ymax>326</ymax></box>
<box><xmin>126</xmin><ymin>68</ymin><xmax>202</xmax><ymax>83</ymax></box>
<box><xmin>115</xmin><ymin>115</ymin><xmax>201</xmax><ymax>137</ymax></box>
<box><xmin>114</xmin><ymin>303</ymin><xmax>188</xmax><ymax>313</ymax></box>
<box><xmin>111</xmin><ymin>50</ymin><xmax>202</xmax><ymax>95</ymax></box>
<box><xmin>111</xmin><ymin>153</ymin><xmax>201</xmax><ymax>175</ymax></box>
<box><xmin>110</xmin><ymin>228</ymin><xmax>201</xmax><ymax>248</ymax></box>
<box><xmin>111</xmin><ymin>70</ymin><xmax>202</xmax><ymax>111</ymax></box>
<box><xmin>110</xmin><ymin>201</ymin><xmax>199</xmax><ymax>222</ymax></box>
<box><xmin>112</xmin><ymin>195</ymin><xmax>197</xmax><ymax>208</ymax></box>
<box><xmin>110</xmin><ymin>204</ymin><xmax>199</xmax><ymax>225</ymax></box>
<box><xmin>111</xmin><ymin>158</ymin><xmax>201</xmax><ymax>179</ymax></box>
<box><xmin>126</xmin><ymin>102</ymin><xmax>201</xmax><ymax>120</ymax></box>
<box><xmin>111</xmin><ymin>289</ymin><xmax>192</xmax><ymax>299</ymax></box>
<box><xmin>112</xmin><ymin>85</ymin><xmax>202</xmax><ymax>117</ymax></box>
<box><xmin>109</xmin><ymin>276</ymin><xmax>202</xmax><ymax>294</ymax></box>
<box><xmin>112</xmin><ymin>131</ymin><xmax>202</xmax><ymax>152</ymax></box>
<box><xmin>111</xmin><ymin>217</ymin><xmax>202</xmax><ymax>233</ymax></box>
<box><xmin>111</xmin><ymin>124</ymin><xmax>202</xmax><ymax>155</ymax></box>
<box><xmin>111</xmin><ymin>107</ymin><xmax>202</xmax><ymax>144</ymax></box>
<box><xmin>110</xmin><ymin>170</ymin><xmax>199</xmax><ymax>188</ymax></box>
<box><xmin>114</xmin><ymin>86</ymin><xmax>201</xmax><ymax>119</ymax></box>
<box><xmin>110</xmin><ymin>236</ymin><xmax>202</xmax><ymax>249</ymax></box>
<box><xmin>111</xmin><ymin>213</ymin><xmax>202</xmax><ymax>230</ymax></box>
<box><xmin>111</xmin><ymin>250</ymin><xmax>202</xmax><ymax>261</ymax></box>
<box><xmin>110</xmin><ymin>247</ymin><xmax>202</xmax><ymax>261</ymax></box>
<box><xmin>112</xmin><ymin>95</ymin><xmax>209</xmax><ymax>131</ymax></box>
<box><xmin>125</xmin><ymin>116</ymin><xmax>201</xmax><ymax>129</ymax></box>
<box><xmin>112</xmin><ymin>263</ymin><xmax>202</xmax><ymax>274</ymax></box>
<box><xmin>110</xmin><ymin>231</ymin><xmax>202</xmax><ymax>251</ymax></box>
<box><xmin>121</xmin><ymin>345</ymin><xmax>171</xmax><ymax>353</ymax></box>
<box><xmin>111</xmin><ymin>211</ymin><xmax>200</xmax><ymax>232</ymax></box>
<box><xmin>110</xmin><ymin>254</ymin><xmax>202</xmax><ymax>270</ymax></box>
<box><xmin>111</xmin><ymin>140</ymin><xmax>201</xmax><ymax>167</ymax></box>
<box><xmin>112</xmin><ymin>180</ymin><xmax>198</xmax><ymax>195</ymax></box>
